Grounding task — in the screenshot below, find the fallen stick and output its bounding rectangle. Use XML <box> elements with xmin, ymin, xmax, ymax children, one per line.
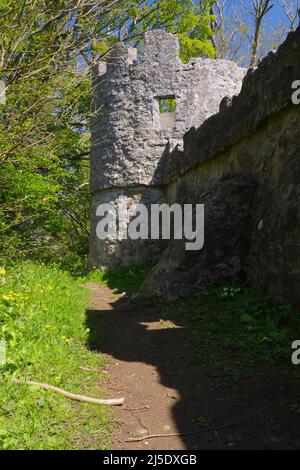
<box><xmin>13</xmin><ymin>379</ymin><xmax>124</xmax><ymax>406</ymax></box>
<box><xmin>126</xmin><ymin>399</ymin><xmax>279</xmax><ymax>442</ymax></box>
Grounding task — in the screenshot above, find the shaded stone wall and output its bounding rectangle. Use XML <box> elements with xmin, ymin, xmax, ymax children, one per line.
<box><xmin>143</xmin><ymin>26</ymin><xmax>300</xmax><ymax>307</ymax></box>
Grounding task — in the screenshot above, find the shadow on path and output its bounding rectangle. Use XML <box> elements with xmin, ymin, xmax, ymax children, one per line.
<box><xmin>86</xmin><ymin>284</ymin><xmax>300</xmax><ymax>450</ymax></box>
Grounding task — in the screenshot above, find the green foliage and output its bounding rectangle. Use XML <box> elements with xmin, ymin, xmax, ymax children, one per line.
<box><xmin>158</xmin><ymin>282</ymin><xmax>300</xmax><ymax>375</ymax></box>
<box><xmin>159</xmin><ymin>97</ymin><xmax>176</xmax><ymax>113</ymax></box>
<box><xmin>178</xmin><ymin>33</ymin><xmax>215</xmax><ymax>62</ymax></box>
<box><xmin>94</xmin><ymin>1</ymin><xmax>215</xmax><ymax>62</ymax></box>
<box><xmin>152</xmin><ymin>0</ymin><xmax>216</xmax><ymax>62</ymax></box>
<box><xmin>0</xmin><ymin>1</ymin><xmax>92</xmax><ymax>263</ymax></box>
<box><xmin>0</xmin><ymin>262</ymin><xmax>111</xmax><ymax>449</ymax></box>
<box><xmin>89</xmin><ymin>265</ymin><xmax>151</xmax><ymax>295</ymax></box>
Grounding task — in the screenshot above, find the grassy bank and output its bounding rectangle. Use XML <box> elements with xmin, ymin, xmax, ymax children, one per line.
<box><xmin>0</xmin><ymin>262</ymin><xmax>111</xmax><ymax>450</ymax></box>
<box><xmin>159</xmin><ymin>284</ymin><xmax>300</xmax><ymax>379</ymax></box>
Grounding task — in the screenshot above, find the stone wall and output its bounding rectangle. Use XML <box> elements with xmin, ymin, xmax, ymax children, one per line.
<box><xmin>90</xmin><ymin>26</ymin><xmax>300</xmax><ymax>307</ymax></box>
<box><xmin>143</xmin><ymin>26</ymin><xmax>300</xmax><ymax>307</ymax></box>
<box><xmin>89</xmin><ymin>30</ymin><xmax>245</xmax><ymax>268</ymax></box>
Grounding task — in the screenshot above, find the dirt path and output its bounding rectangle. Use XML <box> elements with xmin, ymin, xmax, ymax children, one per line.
<box><xmin>86</xmin><ymin>284</ymin><xmax>300</xmax><ymax>450</ymax></box>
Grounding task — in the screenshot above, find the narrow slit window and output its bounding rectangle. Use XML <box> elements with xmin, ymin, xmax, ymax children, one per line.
<box><xmin>159</xmin><ymin>97</ymin><xmax>176</xmax><ymax>113</ymax></box>
<box><xmin>158</xmin><ymin>95</ymin><xmax>176</xmax><ymax>130</ymax></box>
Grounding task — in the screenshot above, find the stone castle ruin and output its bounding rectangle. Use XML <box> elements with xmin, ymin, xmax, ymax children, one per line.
<box><xmin>90</xmin><ymin>28</ymin><xmax>300</xmax><ymax>307</ymax></box>
<box><xmin>90</xmin><ymin>31</ymin><xmax>246</xmax><ymax>266</ymax></box>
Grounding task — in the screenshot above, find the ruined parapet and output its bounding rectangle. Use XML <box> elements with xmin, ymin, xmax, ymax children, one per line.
<box><xmin>89</xmin><ymin>30</ymin><xmax>246</xmax><ymax>268</ymax></box>
<box><xmin>90</xmin><ymin>30</ymin><xmax>245</xmax><ymax>192</ymax></box>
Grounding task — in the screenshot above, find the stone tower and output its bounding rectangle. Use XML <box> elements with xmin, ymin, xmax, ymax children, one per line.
<box><xmin>89</xmin><ymin>30</ymin><xmax>246</xmax><ymax>268</ymax></box>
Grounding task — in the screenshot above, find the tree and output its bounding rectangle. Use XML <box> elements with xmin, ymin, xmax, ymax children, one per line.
<box><xmin>250</xmin><ymin>0</ymin><xmax>274</xmax><ymax>67</ymax></box>
<box><xmin>90</xmin><ymin>1</ymin><xmax>216</xmax><ymax>63</ymax></box>
<box><xmin>0</xmin><ymin>1</ymin><xmax>215</xmax><ymax>268</ymax></box>
<box><xmin>211</xmin><ymin>0</ymin><xmax>250</xmax><ymax>64</ymax></box>
<box><xmin>211</xmin><ymin>0</ymin><xmax>290</xmax><ymax>67</ymax></box>
<box><xmin>279</xmin><ymin>0</ymin><xmax>300</xmax><ymax>30</ymax></box>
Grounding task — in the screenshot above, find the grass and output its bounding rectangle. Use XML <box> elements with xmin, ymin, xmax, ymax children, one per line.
<box><xmin>159</xmin><ymin>283</ymin><xmax>300</xmax><ymax>379</ymax></box>
<box><xmin>88</xmin><ymin>265</ymin><xmax>151</xmax><ymax>295</ymax></box>
<box><xmin>0</xmin><ymin>262</ymin><xmax>111</xmax><ymax>450</ymax></box>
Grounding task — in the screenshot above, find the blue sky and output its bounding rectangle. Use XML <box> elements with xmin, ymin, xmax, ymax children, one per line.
<box><xmin>234</xmin><ymin>0</ymin><xmax>292</xmax><ymax>28</ymax></box>
<box><xmin>214</xmin><ymin>0</ymin><xmax>298</xmax><ymax>28</ymax></box>
<box><xmin>253</xmin><ymin>1</ymin><xmax>288</xmax><ymax>25</ymax></box>
<box><xmin>271</xmin><ymin>3</ymin><xmax>288</xmax><ymax>23</ymax></box>
<box><xmin>210</xmin><ymin>0</ymin><xmax>298</xmax><ymax>65</ymax></box>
